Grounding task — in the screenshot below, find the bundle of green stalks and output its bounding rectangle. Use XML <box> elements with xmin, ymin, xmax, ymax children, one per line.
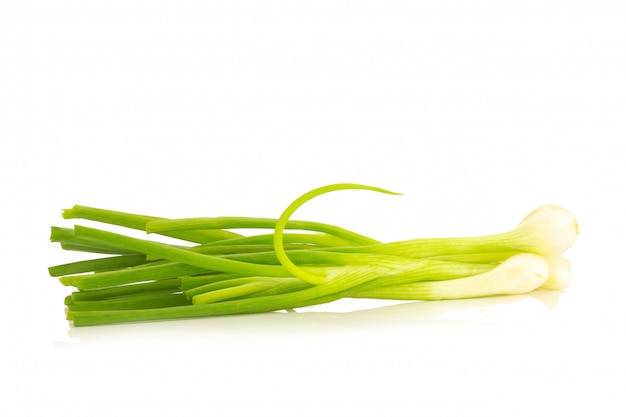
<box><xmin>49</xmin><ymin>184</ymin><xmax>578</xmax><ymax>327</ymax></box>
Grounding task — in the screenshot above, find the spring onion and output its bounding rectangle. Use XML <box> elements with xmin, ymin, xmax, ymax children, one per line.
<box><xmin>50</xmin><ymin>183</ymin><xmax>578</xmax><ymax>326</ymax></box>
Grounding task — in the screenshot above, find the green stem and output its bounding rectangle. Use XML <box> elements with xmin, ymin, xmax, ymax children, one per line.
<box><xmin>59</xmin><ymin>248</ymin><xmax>361</xmax><ymax>291</ymax></box>
<box><xmin>62</xmin><ymin>261</ymin><xmax>207</xmax><ymax>290</ymax></box>
<box><xmin>67</xmin><ymin>290</ymin><xmax>189</xmax><ymax>314</ymax></box>
<box><xmin>192</xmin><ymin>281</ymin><xmax>277</xmax><ymax>305</ymax></box>
<box><xmin>50</xmin><ymin>227</ymin><xmax>137</xmax><ymax>255</ymax></box>
<box><xmin>63</xmin><ymin>205</ymin><xmax>242</xmax><ymax>243</ymax></box>
<box><xmin>147</xmin><ymin>217</ymin><xmax>380</xmax><ymax>246</ymax></box>
<box><xmin>330</xmin><ymin>233</ymin><xmax>524</xmax><ymax>259</ymax></box>
<box><xmin>48</xmin><ymin>254</ymin><xmax>150</xmax><ymax>277</ymax></box>
<box><xmin>70</xmin><ymin>279</ymin><xmax>181</xmax><ymax>302</ymax></box>
<box><xmin>69</xmin><ymin>266</ymin><xmax>380</xmax><ymax>326</ymax></box>
<box><xmin>198</xmin><ymin>232</ymin><xmax>355</xmax><ymax>248</ymax></box>
<box><xmin>183</xmin><ymin>277</ymin><xmax>281</xmax><ymax>299</ymax></box>
<box><xmin>73</xmin><ymin>225</ymin><xmax>291</xmax><ymax>278</ymax></box>
<box><xmin>191</xmin><ymin>243</ymin><xmax>318</xmax><ymax>255</ymax></box>
<box><xmin>179</xmin><ymin>273</ymin><xmax>245</xmax><ymax>291</ymax></box>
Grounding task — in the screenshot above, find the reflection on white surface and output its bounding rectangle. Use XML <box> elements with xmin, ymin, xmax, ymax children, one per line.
<box><xmin>59</xmin><ymin>289</ymin><xmax>563</xmax><ymax>347</ymax></box>
<box><xmin>48</xmin><ymin>288</ymin><xmax>621</xmax><ymax>417</ymax></box>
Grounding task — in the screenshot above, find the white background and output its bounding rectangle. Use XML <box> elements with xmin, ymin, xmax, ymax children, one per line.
<box><xmin>1</xmin><ymin>1</ymin><xmax>625</xmax><ymax>416</ymax></box>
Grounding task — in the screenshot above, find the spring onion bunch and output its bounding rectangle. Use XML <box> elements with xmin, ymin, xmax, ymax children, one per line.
<box><xmin>50</xmin><ymin>183</ymin><xmax>578</xmax><ymax>326</ymax></box>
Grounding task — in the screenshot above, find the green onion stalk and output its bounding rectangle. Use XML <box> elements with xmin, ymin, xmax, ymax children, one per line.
<box><xmin>50</xmin><ymin>183</ymin><xmax>578</xmax><ymax>326</ymax></box>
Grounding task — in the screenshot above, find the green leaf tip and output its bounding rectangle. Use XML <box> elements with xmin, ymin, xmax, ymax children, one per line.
<box><xmin>273</xmin><ymin>183</ymin><xmax>401</xmax><ymax>285</ymax></box>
